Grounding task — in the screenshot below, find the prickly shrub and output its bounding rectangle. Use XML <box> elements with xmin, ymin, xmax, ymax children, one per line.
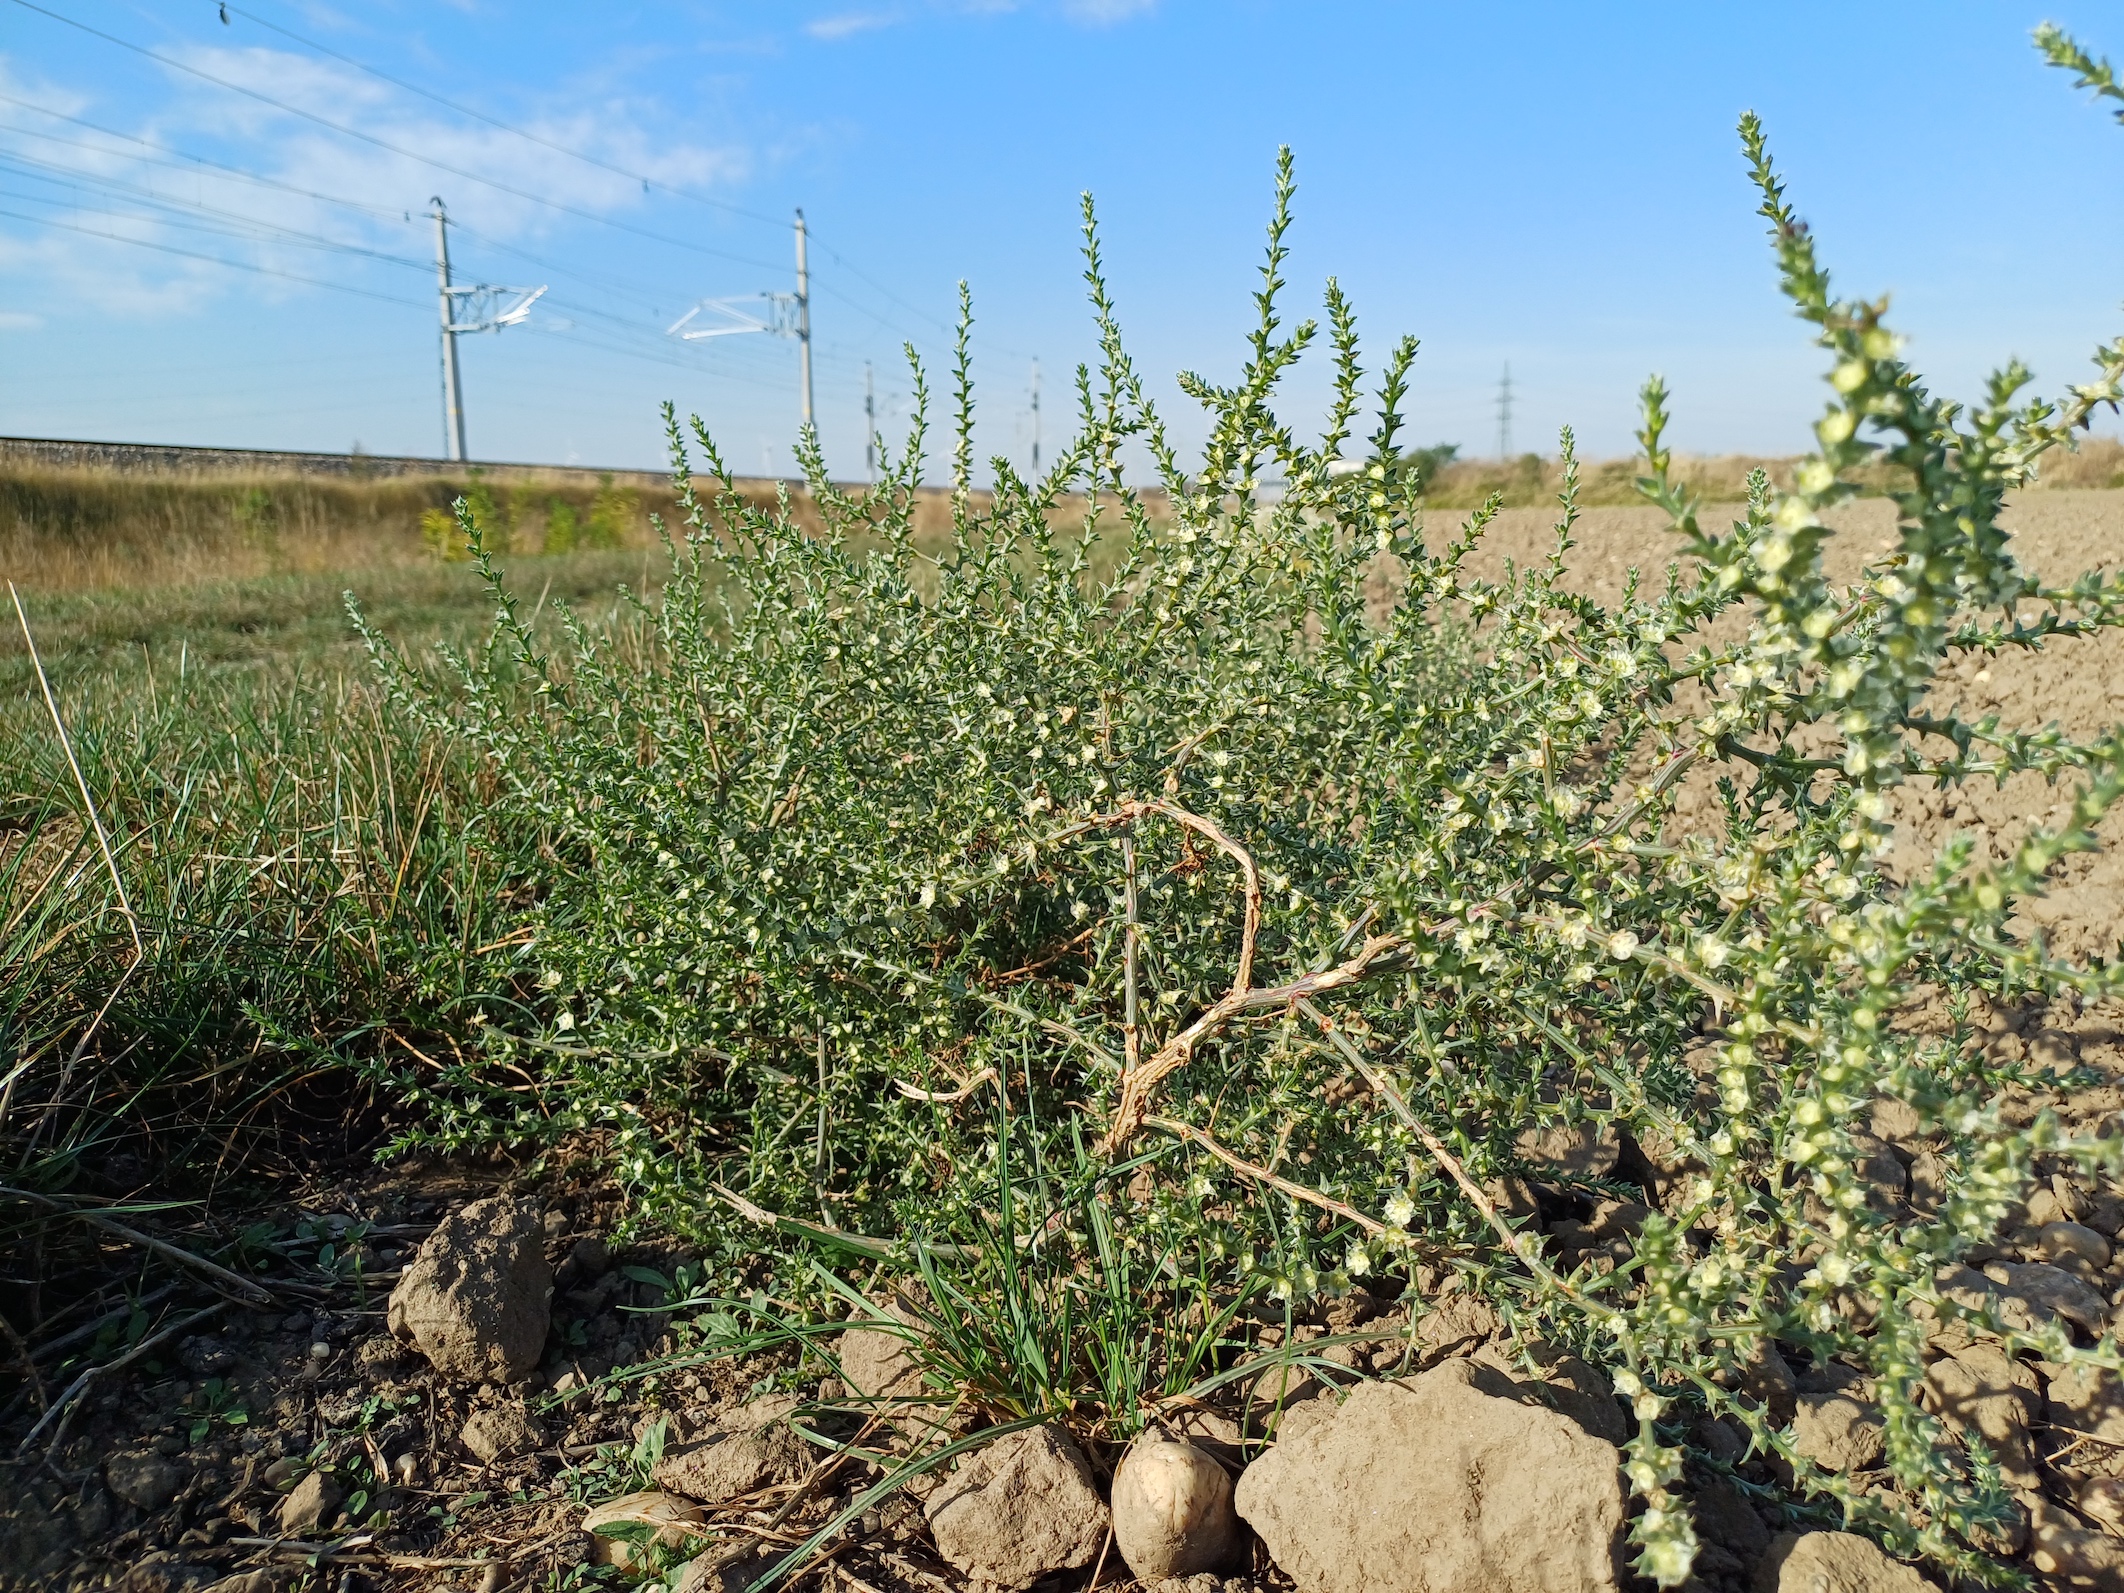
<box><xmin>362</xmin><ymin>32</ymin><xmax>2124</xmax><ymax>1584</ymax></box>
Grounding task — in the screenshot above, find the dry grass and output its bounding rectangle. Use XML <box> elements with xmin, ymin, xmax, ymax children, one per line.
<box><xmin>1421</xmin><ymin>437</ymin><xmax>2124</xmax><ymax>509</ymax></box>
<box><xmin>0</xmin><ymin>465</ymin><xmax>979</xmax><ymax>596</ymax></box>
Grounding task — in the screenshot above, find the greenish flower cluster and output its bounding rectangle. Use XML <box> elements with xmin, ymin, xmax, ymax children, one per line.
<box><xmin>359</xmin><ymin>34</ymin><xmax>2124</xmax><ymax>1584</ymax></box>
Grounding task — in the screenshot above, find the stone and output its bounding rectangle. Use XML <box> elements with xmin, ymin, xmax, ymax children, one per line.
<box><xmin>653</xmin><ymin>1426</ymin><xmax>808</xmax><ymax>1505</ymax></box>
<box><xmin>924</xmin><ymin>1424</ymin><xmax>1108</xmax><ymax>1590</ymax></box>
<box><xmin>1234</xmin><ymin>1360</ymin><xmax>1624</xmax><ymax>1593</ymax></box>
<box><xmin>461</xmin><ymin>1405</ymin><xmax>545</xmax><ymax>1465</ymax></box>
<box><xmin>386</xmin><ymin>1195</ymin><xmax>552</xmax><ymax>1382</ymax></box>
<box><xmin>1751</xmin><ymin>1531</ymin><xmax>1938</xmax><ymax>1592</ymax></box>
<box><xmin>1907</xmin><ymin>1152</ymin><xmax>1947</xmax><ymax>1215</ymax></box>
<box><xmin>1111</xmin><ymin>1437</ymin><xmax>1238</xmax><ymax>1580</ymax></box>
<box><xmin>1921</xmin><ymin>1344</ymin><xmax>2039</xmax><ymax>1488</ymax></box>
<box><xmin>2041</xmin><ymin>1220</ymin><xmax>2114</xmax><ymax>1272</ymax></box>
<box><xmin>105</xmin><ymin>1451</ymin><xmax>184</xmax><ymax>1512</ymax></box>
<box><xmin>277</xmin><ymin>1472</ymin><xmax>343</xmax><ymax>1536</ymax></box>
<box><xmin>1790</xmin><ymin>1392</ymin><xmax>1885</xmax><ymax>1474</ymax></box>
<box><xmin>836</xmin><ymin>1298</ymin><xmax>929</xmax><ymax>1404</ymax></box>
<box><xmin>2046</xmin><ymin>1359</ymin><xmax>2124</xmax><ymax>1447</ymax></box>
<box><xmin>582</xmin><ymin>1490</ymin><xmax>708</xmax><ymax>1572</ymax></box>
<box><xmin>2029</xmin><ymin>1496</ymin><xmax>2124</xmax><ymax>1589</ymax></box>
<box><xmin>1945</xmin><ymin>1259</ymin><xmax>2111</xmax><ymax>1335</ymax></box>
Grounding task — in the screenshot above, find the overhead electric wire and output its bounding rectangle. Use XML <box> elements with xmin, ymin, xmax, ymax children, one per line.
<box><xmin>8</xmin><ymin>0</ymin><xmax>790</xmax><ymax>274</ymax></box>
<box><xmin>0</xmin><ymin>95</ymin><xmax>409</xmax><ymax>220</ymax></box>
<box><xmin>0</xmin><ymin>203</ymin><xmax>429</xmax><ymax>306</ymax></box>
<box><xmin>0</xmin><ymin>153</ymin><xmax>431</xmax><ymax>271</ymax></box>
<box><xmin>219</xmin><ymin>2</ymin><xmax>787</xmax><ymax>230</ymax></box>
<box><xmin>9</xmin><ymin>7</ymin><xmax>1029</xmax><ymax>375</ymax></box>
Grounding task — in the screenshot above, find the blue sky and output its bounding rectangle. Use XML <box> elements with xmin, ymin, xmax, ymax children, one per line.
<box><xmin>3</xmin><ymin>1</ymin><xmax>2123</xmax><ymax>479</ymax></box>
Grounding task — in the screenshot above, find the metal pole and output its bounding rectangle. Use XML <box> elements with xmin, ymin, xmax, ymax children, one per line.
<box><xmin>864</xmin><ymin>360</ymin><xmax>876</xmax><ymax>484</ymax></box>
<box><xmin>432</xmin><ymin>199</ymin><xmax>466</xmax><ymax>463</ymax></box>
<box><xmin>1030</xmin><ymin>358</ymin><xmax>1041</xmax><ymax>476</ymax></box>
<box><xmin>794</xmin><ymin>208</ymin><xmax>813</xmax><ymax>434</ymax></box>
<box><xmin>1496</xmin><ymin>361</ymin><xmax>1513</xmax><ymax>462</ymax></box>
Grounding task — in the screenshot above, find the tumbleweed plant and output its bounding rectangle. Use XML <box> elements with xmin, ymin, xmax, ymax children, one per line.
<box><xmin>362</xmin><ymin>27</ymin><xmax>2124</xmax><ymax>1584</ymax></box>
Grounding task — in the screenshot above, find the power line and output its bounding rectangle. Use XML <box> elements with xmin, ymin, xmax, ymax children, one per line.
<box><xmin>4</xmin><ymin>18</ymin><xmax>1019</xmax><ymax>383</ymax></box>
<box><xmin>0</xmin><ymin>155</ymin><xmax>431</xmax><ymax>272</ymax></box>
<box><xmin>7</xmin><ymin>0</ymin><xmax>790</xmax><ymax>274</ymax></box>
<box><xmin>0</xmin><ymin>203</ymin><xmax>428</xmax><ymax>306</ymax></box>
<box><xmin>219</xmin><ymin>2</ymin><xmax>787</xmax><ymax>230</ymax></box>
<box><xmin>0</xmin><ymin>96</ymin><xmax>409</xmax><ymax>220</ymax></box>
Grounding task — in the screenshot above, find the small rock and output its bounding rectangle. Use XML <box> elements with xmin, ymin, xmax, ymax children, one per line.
<box><xmin>260</xmin><ymin>1456</ymin><xmax>306</xmax><ymax>1491</ymax></box>
<box><xmin>1111</xmin><ymin>1436</ymin><xmax>1238</xmax><ymax>1580</ymax></box>
<box><xmin>582</xmin><ymin>1490</ymin><xmax>707</xmax><ymax>1572</ymax></box>
<box><xmin>202</xmin><ymin>1573</ymin><xmax>275</xmax><ymax>1593</ymax></box>
<box><xmin>837</xmin><ymin>1298</ymin><xmax>929</xmax><ymax>1404</ymax></box>
<box><xmin>550</xmin><ymin>1368</ymin><xmax>592</xmax><ymax>1406</ymax></box>
<box><xmin>386</xmin><ymin>1195</ymin><xmax>552</xmax><ymax>1382</ymax></box>
<box><xmin>461</xmin><ymin>1405</ymin><xmax>545</xmax><ymax>1465</ymax></box>
<box><xmin>653</xmin><ymin>1426</ymin><xmax>808</xmax><ymax>1505</ymax></box>
<box><xmin>925</xmin><ymin>1424</ymin><xmax>1108</xmax><ymax>1590</ymax></box>
<box><xmin>2041</xmin><ymin>1221</ymin><xmax>2113</xmax><ymax>1272</ymax></box>
<box><xmin>1790</xmin><ymin>1392</ymin><xmax>1885</xmax><ymax>1474</ymax></box>
<box><xmin>277</xmin><ymin>1472</ymin><xmax>343</xmax><ymax>1536</ymax></box>
<box><xmin>2046</xmin><ymin>1359</ymin><xmax>2124</xmax><ymax>1446</ymax></box>
<box><xmin>1907</xmin><ymin>1151</ymin><xmax>1947</xmax><ymax>1215</ymax></box>
<box><xmin>105</xmin><ymin>1452</ymin><xmax>184</xmax><ymax>1512</ymax></box>
<box><xmin>1921</xmin><ymin>1344</ymin><xmax>2039</xmax><ymax>1487</ymax></box>
<box><xmin>2029</xmin><ymin>1496</ymin><xmax>2124</xmax><ymax>1588</ymax></box>
<box><xmin>1948</xmin><ymin>1259</ymin><xmax>2111</xmax><ymax>1335</ymax></box>
<box><xmin>1234</xmin><ymin>1360</ymin><xmax>1624</xmax><ymax>1593</ymax></box>
<box><xmin>1751</xmin><ymin>1530</ymin><xmax>1938</xmax><ymax>1592</ymax></box>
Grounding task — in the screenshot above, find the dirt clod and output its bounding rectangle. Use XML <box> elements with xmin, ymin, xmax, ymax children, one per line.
<box><xmin>924</xmin><ymin>1423</ymin><xmax>1108</xmax><ymax>1590</ymax></box>
<box><xmin>386</xmin><ymin>1195</ymin><xmax>552</xmax><ymax>1382</ymax></box>
<box><xmin>1234</xmin><ymin>1359</ymin><xmax>1624</xmax><ymax>1593</ymax></box>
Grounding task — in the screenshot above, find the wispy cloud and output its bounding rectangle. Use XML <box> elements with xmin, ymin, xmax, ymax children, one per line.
<box><xmin>806</xmin><ymin>11</ymin><xmax>901</xmax><ymax>41</ymax></box>
<box><xmin>0</xmin><ymin>311</ymin><xmax>44</xmax><ymax>330</ymax></box>
<box><xmin>0</xmin><ymin>45</ymin><xmax>754</xmax><ymax>316</ymax></box>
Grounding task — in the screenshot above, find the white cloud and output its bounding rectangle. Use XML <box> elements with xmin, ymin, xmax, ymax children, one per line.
<box><xmin>0</xmin><ymin>45</ymin><xmax>754</xmax><ymax>316</ymax></box>
<box><xmin>0</xmin><ymin>311</ymin><xmax>44</xmax><ymax>330</ymax></box>
<box><xmin>806</xmin><ymin>11</ymin><xmax>901</xmax><ymax>41</ymax></box>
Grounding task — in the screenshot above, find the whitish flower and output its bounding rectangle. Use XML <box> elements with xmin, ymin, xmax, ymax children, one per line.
<box><xmin>1384</xmin><ymin>1192</ymin><xmax>1416</xmax><ymax>1228</ymax></box>
<box><xmin>1607</xmin><ymin>930</ymin><xmax>1641</xmax><ymax>961</ymax></box>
